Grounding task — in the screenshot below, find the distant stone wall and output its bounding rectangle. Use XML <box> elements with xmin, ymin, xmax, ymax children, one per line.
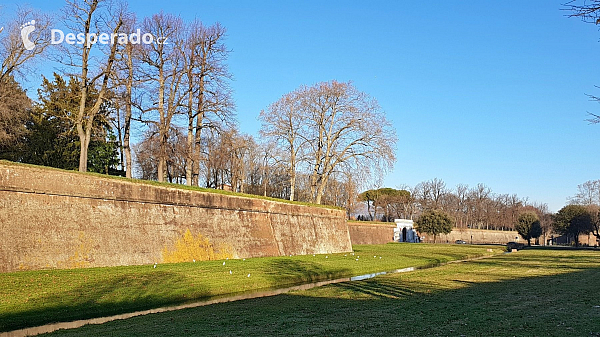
<box><xmin>348</xmin><ymin>221</ymin><xmax>523</xmax><ymax>246</ymax></box>
<box><xmin>347</xmin><ymin>222</ymin><xmax>395</xmax><ymax>245</ymax></box>
<box><xmin>0</xmin><ymin>162</ymin><xmax>352</xmax><ymax>272</ymax></box>
<box><xmin>421</xmin><ymin>228</ymin><xmax>519</xmax><ymax>244</ymax></box>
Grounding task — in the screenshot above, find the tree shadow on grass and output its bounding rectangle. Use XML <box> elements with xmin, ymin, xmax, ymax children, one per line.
<box><xmin>1</xmin><ymin>260</ymin><xmax>351</xmax><ymax>333</ymax></box>
<box><xmin>263</xmin><ymin>259</ymin><xmax>352</xmax><ymax>286</ymax></box>
<box><xmin>0</xmin><ymin>271</ymin><xmax>211</xmax><ymax>332</ymax></box>
<box><xmin>41</xmin><ymin>261</ymin><xmax>600</xmax><ymax>336</ymax></box>
<box><xmin>472</xmin><ymin>250</ymin><xmax>600</xmax><ymax>270</ymax></box>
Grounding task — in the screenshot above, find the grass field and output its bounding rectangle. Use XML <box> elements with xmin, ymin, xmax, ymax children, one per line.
<box><xmin>0</xmin><ymin>244</ymin><xmax>498</xmax><ymax>332</ymax></box>
<box><xmin>39</xmin><ymin>247</ymin><xmax>600</xmax><ymax>337</ymax></box>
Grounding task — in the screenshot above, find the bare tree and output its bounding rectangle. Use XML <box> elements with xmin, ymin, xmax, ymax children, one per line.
<box><xmin>569</xmin><ymin>179</ymin><xmax>600</xmax><ymax>205</ymax></box>
<box><xmin>529</xmin><ymin>202</ymin><xmax>552</xmax><ymax>245</ymax></box>
<box><xmin>563</xmin><ymin>2</ymin><xmax>600</xmax><ymax>123</ymax></box>
<box><xmin>183</xmin><ymin>21</ymin><xmax>234</xmax><ymax>187</ymax></box>
<box><xmin>0</xmin><ymin>7</ymin><xmax>49</xmax><ymax>147</ymax></box>
<box><xmin>0</xmin><ymin>7</ymin><xmax>52</xmax><ymax>82</ymax></box>
<box><xmin>265</xmin><ymin>80</ymin><xmax>397</xmax><ymax>204</ymax></box>
<box><xmin>0</xmin><ymin>76</ymin><xmax>31</xmax><ymax>147</ymax></box>
<box><xmin>133</xmin><ymin>129</ymin><xmax>159</xmax><ymax>180</ymax></box>
<box><xmin>468</xmin><ymin>183</ymin><xmax>492</xmax><ymax>229</ymax></box>
<box><xmin>56</xmin><ymin>0</ymin><xmax>125</xmax><ymax>172</ymax></box>
<box><xmin>428</xmin><ymin>178</ymin><xmax>447</xmax><ymax>210</ymax></box>
<box><xmin>134</xmin><ymin>126</ymin><xmax>187</xmax><ymax>182</ymax></box>
<box><xmin>563</xmin><ymin>1</ymin><xmax>600</xmax><ymax>23</ymax></box>
<box><xmin>453</xmin><ymin>183</ymin><xmax>470</xmax><ymax>228</ymax></box>
<box><xmin>259</xmin><ymin>89</ymin><xmax>306</xmax><ymax>201</ymax></box>
<box><xmin>111</xmin><ymin>13</ymin><xmax>140</xmax><ymax>178</ymax></box>
<box><xmin>589</xmin><ymin>205</ymin><xmax>600</xmax><ymax>244</ymax></box>
<box><xmin>137</xmin><ymin>12</ymin><xmax>186</xmax><ymax>182</ymax></box>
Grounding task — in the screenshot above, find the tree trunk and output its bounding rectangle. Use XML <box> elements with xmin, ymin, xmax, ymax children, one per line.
<box><xmin>288</xmin><ymin>149</ymin><xmax>296</xmax><ymax>201</ymax></box>
<box><xmin>158</xmin><ymin>128</ymin><xmax>168</xmax><ymax>182</ymax></box>
<box><xmin>289</xmin><ymin>170</ymin><xmax>296</xmax><ymax>201</ymax></box>
<box><xmin>116</xmin><ymin>105</ymin><xmax>124</xmax><ymax>170</ymax></box>
<box><xmin>78</xmin><ymin>133</ymin><xmax>89</xmax><ymax>172</ymax></box>
<box><xmin>157</xmin><ymin>65</ymin><xmax>166</xmax><ymax>182</ymax></box>
<box><xmin>123</xmin><ymin>50</ymin><xmax>133</xmax><ymax>179</ymax></box>
<box><xmin>186</xmin><ymin>116</ymin><xmax>194</xmax><ymax>185</ymax></box>
<box><xmin>76</xmin><ymin>70</ymin><xmax>89</xmax><ymax>172</ymax></box>
<box><xmin>123</xmin><ymin>95</ymin><xmax>132</xmax><ymax>179</ymax></box>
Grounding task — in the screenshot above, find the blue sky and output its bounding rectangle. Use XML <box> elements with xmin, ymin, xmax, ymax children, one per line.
<box><xmin>5</xmin><ymin>1</ymin><xmax>600</xmax><ymax>212</ymax></box>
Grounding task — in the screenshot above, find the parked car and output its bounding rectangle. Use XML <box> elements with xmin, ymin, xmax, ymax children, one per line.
<box><xmin>455</xmin><ymin>240</ymin><xmax>467</xmax><ymax>244</ymax></box>
<box><xmin>506</xmin><ymin>242</ymin><xmax>525</xmax><ymax>250</ymax></box>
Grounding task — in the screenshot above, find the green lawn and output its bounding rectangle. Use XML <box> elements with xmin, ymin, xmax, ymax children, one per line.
<box><xmin>0</xmin><ymin>244</ymin><xmax>498</xmax><ymax>332</ymax></box>
<box><xmin>40</xmin><ymin>247</ymin><xmax>600</xmax><ymax>337</ymax></box>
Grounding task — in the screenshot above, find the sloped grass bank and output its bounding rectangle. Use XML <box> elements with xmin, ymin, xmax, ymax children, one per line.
<box><xmin>0</xmin><ymin>244</ymin><xmax>498</xmax><ymax>332</ymax></box>
<box><xmin>43</xmin><ymin>248</ymin><xmax>600</xmax><ymax>337</ymax></box>
<box><xmin>0</xmin><ymin>160</ymin><xmax>341</xmax><ymax>210</ymax></box>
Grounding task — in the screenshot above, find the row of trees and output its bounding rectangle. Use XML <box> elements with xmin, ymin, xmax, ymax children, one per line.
<box><xmin>358</xmin><ymin>178</ymin><xmax>551</xmax><ymax>232</ymax></box>
<box><xmin>517</xmin><ymin>203</ymin><xmax>599</xmax><ymax>247</ymax></box>
<box><xmin>0</xmin><ymin>1</ymin><xmax>396</xmax><ymax>207</ymax></box>
<box><xmin>134</xmin><ymin>125</ymin><xmax>361</xmax><ymax>208</ymax></box>
<box><xmin>557</xmin><ymin>179</ymin><xmax>600</xmax><ymax>246</ymax></box>
<box><xmin>1</xmin><ymin>1</ymin><xmax>235</xmax><ymax>181</ymax></box>
<box><xmin>407</xmin><ymin>179</ymin><xmax>600</xmax><ymax>247</ymax></box>
<box><xmin>133</xmin><ymin>79</ymin><xmax>398</xmax><ymax>205</ymax></box>
<box><xmin>410</xmin><ymin>202</ymin><xmax>597</xmax><ymax>247</ymax></box>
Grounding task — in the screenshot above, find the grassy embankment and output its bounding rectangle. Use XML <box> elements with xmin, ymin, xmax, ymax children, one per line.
<box><xmin>42</xmin><ymin>247</ymin><xmax>600</xmax><ymax>337</ymax></box>
<box><xmin>0</xmin><ymin>244</ymin><xmax>498</xmax><ymax>332</ymax></box>
<box><xmin>0</xmin><ymin>160</ymin><xmax>341</xmax><ymax>210</ymax></box>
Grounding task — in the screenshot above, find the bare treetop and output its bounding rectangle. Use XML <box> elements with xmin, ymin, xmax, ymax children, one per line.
<box><xmin>563</xmin><ymin>0</ymin><xmax>600</xmax><ymax>23</ymax></box>
<box><xmin>0</xmin><ymin>7</ymin><xmax>52</xmax><ymax>82</ymax></box>
<box><xmin>261</xmin><ymin>80</ymin><xmax>397</xmax><ymax>204</ymax></box>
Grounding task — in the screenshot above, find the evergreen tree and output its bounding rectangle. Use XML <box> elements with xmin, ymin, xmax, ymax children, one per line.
<box><xmin>515</xmin><ymin>212</ymin><xmax>542</xmax><ymax>246</ymax></box>
<box><xmin>9</xmin><ymin>73</ymin><xmax>120</xmax><ymax>174</ymax></box>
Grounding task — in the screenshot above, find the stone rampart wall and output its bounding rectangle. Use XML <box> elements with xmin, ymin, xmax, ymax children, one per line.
<box><xmin>0</xmin><ymin>162</ymin><xmax>351</xmax><ymax>272</ymax></box>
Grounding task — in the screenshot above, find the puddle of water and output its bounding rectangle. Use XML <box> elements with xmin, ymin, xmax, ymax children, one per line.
<box><xmin>2</xmin><ymin>255</ymin><xmax>489</xmax><ymax>337</ymax></box>
<box><xmin>349</xmin><ymin>267</ymin><xmax>416</xmax><ymax>281</ymax></box>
